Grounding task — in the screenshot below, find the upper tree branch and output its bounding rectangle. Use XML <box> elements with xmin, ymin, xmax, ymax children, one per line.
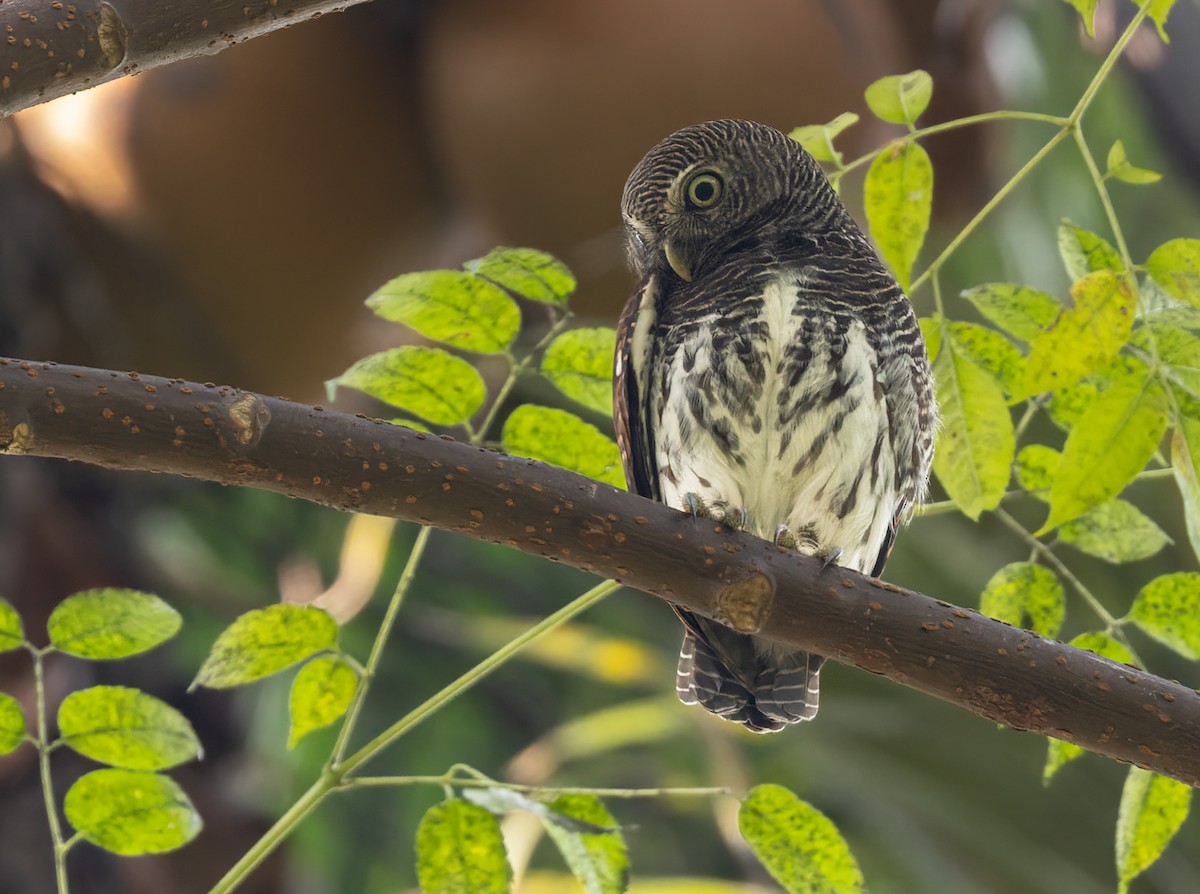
<box><xmin>2</xmin><ymin>356</ymin><xmax>1197</xmax><ymax>787</ymax></box>
<box><xmin>0</xmin><ymin>0</ymin><xmax>373</xmax><ymax>119</ymax></box>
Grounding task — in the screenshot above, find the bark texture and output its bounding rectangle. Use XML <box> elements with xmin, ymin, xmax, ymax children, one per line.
<box><xmin>2</xmin><ymin>356</ymin><xmax>1199</xmax><ymax>787</ymax></box>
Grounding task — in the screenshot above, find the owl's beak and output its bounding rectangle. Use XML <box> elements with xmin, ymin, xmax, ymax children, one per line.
<box><xmin>663</xmin><ymin>241</ymin><xmax>693</xmax><ymax>282</ymax></box>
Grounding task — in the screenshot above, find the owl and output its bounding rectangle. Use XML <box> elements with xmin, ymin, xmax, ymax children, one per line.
<box><xmin>614</xmin><ymin>119</ymin><xmax>936</xmax><ymax>731</ymax></box>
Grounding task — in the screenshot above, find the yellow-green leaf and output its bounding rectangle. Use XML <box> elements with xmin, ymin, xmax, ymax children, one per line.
<box><xmin>962</xmin><ymin>283</ymin><xmax>1061</xmax><ymax>343</ymax></box>
<box><xmin>47</xmin><ymin>589</ymin><xmax>180</xmax><ymax>660</ymax></box>
<box><xmin>1057</xmin><ymin>221</ymin><xmax>1123</xmax><ymax>281</ymax></box>
<box><xmin>1059</xmin><ymin>499</ymin><xmax>1170</xmax><ymax>563</ymax></box>
<box><xmin>1146</xmin><ymin>238</ymin><xmax>1200</xmax><ymax>307</ymax></box>
<box><xmin>979</xmin><ymin>562</ymin><xmax>1064</xmax><ymax>638</ymax></box>
<box><xmin>541</xmin><ymin>327</ymin><xmax>617</xmax><ymax>417</ymax></box>
<box><xmin>0</xmin><ymin>692</ymin><xmax>25</xmax><ymax>755</ymax></box>
<box><xmin>1040</xmin><ymin>366</ymin><xmax>1167</xmax><ymax>532</ymax></box>
<box><xmin>947</xmin><ymin>321</ymin><xmax>1025</xmax><ymax>396</ymax></box>
<box><xmin>1059</xmin><ymin>0</ymin><xmax>1099</xmax><ymax>37</ymax></box>
<box><xmin>365</xmin><ymin>270</ymin><xmax>519</xmax><ymax>354</ymax></box>
<box><xmin>931</xmin><ymin>339</ymin><xmax>1014</xmax><ymax>519</ymax></box>
<box><xmin>1046</xmin><ymin>379</ymin><xmax>1100</xmax><ymax>431</ymax></box>
<box><xmin>192</xmin><ymin>604</ymin><xmax>338</xmax><ymax>690</ymax></box>
<box><xmin>1044</xmin><ymin>631</ymin><xmax>1136</xmax><ymax>783</ymax></box>
<box><xmin>415</xmin><ymin>800</ymin><xmax>510</xmax><ymax>894</ymax></box>
<box><xmin>918</xmin><ymin>316</ymin><xmax>942</xmax><ymax>363</ymax></box>
<box><xmin>58</xmin><ymin>686</ymin><xmax>202</xmax><ymax>771</ymax></box>
<box><xmin>788</xmin><ymin>113</ymin><xmax>860</xmax><ymax>166</ymax></box>
<box><xmin>1129</xmin><ymin>572</ymin><xmax>1200</xmax><ymax>659</ymax></box>
<box><xmin>64</xmin><ymin>769</ymin><xmax>201</xmax><ymax>856</ymax></box>
<box><xmin>1116</xmin><ymin>768</ymin><xmax>1191</xmax><ymax>894</ymax></box>
<box><xmin>288</xmin><ymin>655</ymin><xmax>358</xmax><ymax>749</ymax></box>
<box><xmin>543</xmin><ymin>795</ymin><xmax>629</xmax><ymax>894</ymax></box>
<box><xmin>469</xmin><ymin>246</ymin><xmax>576</xmax><ymax>305</ymax></box>
<box><xmin>1106</xmin><ymin>139</ymin><xmax>1162</xmax><ymax>185</ymax></box>
<box><xmin>501</xmin><ymin>405</ymin><xmax>625</xmax><ymax>489</ymax></box>
<box><xmin>864</xmin><ymin>141</ymin><xmax>933</xmax><ymax>289</ymax></box>
<box><xmin>330</xmin><ymin>346</ymin><xmax>486</xmax><ymax>426</ymax></box>
<box><xmin>1136</xmin><ymin>0</ymin><xmax>1176</xmax><ymax>43</ymax></box>
<box><xmin>1014</xmin><ymin>444</ymin><xmax>1060</xmax><ymax>498</ymax></box>
<box><xmin>1020</xmin><ymin>270</ymin><xmax>1134</xmax><ymax>398</ymax></box>
<box><xmin>738</xmin><ymin>783</ymin><xmax>864</xmax><ymax>894</ymax></box>
<box><xmin>0</xmin><ymin>596</ymin><xmax>22</xmax><ymax>653</ymax></box>
<box><xmin>1171</xmin><ymin>415</ymin><xmax>1200</xmax><ymax>565</ymax></box>
<box><xmin>863</xmin><ymin>70</ymin><xmax>933</xmax><ymax>126</ymax></box>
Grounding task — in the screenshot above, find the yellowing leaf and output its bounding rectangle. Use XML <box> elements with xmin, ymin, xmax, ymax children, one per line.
<box><xmin>864</xmin><ymin>141</ymin><xmax>933</xmax><ymax>289</ymax></box>
<box><xmin>1014</xmin><ymin>444</ymin><xmax>1061</xmax><ymax>498</ymax></box>
<box><xmin>918</xmin><ymin>316</ymin><xmax>942</xmax><ymax>363</ymax></box>
<box><xmin>962</xmin><ymin>283</ymin><xmax>1060</xmax><ymax>343</ymax></box>
<box><xmin>58</xmin><ymin>686</ymin><xmax>202</xmax><ymax>771</ymax></box>
<box><xmin>0</xmin><ymin>596</ymin><xmax>22</xmax><ymax>653</ymax></box>
<box><xmin>1146</xmin><ymin>238</ymin><xmax>1200</xmax><ymax>307</ymax></box>
<box><xmin>1171</xmin><ymin>415</ymin><xmax>1200</xmax><ymax>565</ymax></box>
<box><xmin>541</xmin><ymin>327</ymin><xmax>617</xmax><ymax>417</ymax></box>
<box><xmin>1059</xmin><ymin>0</ymin><xmax>1099</xmax><ymax>37</ymax></box>
<box><xmin>947</xmin><ymin>321</ymin><xmax>1025</xmax><ymax>396</ymax></box>
<box><xmin>1116</xmin><ymin>768</ymin><xmax>1191</xmax><ymax>894</ymax></box>
<box><xmin>193</xmin><ymin>604</ymin><xmax>339</xmax><ymax>690</ymax></box>
<box><xmin>542</xmin><ymin>795</ymin><xmax>629</xmax><ymax>894</ymax></box>
<box><xmin>1040</xmin><ymin>366</ymin><xmax>1167</xmax><ymax>531</ymax></box>
<box><xmin>1059</xmin><ymin>499</ymin><xmax>1170</xmax><ymax>563</ymax></box>
<box><xmin>501</xmin><ymin>405</ymin><xmax>625</xmax><ymax>489</ymax></box>
<box><xmin>64</xmin><ymin>769</ymin><xmax>201</xmax><ymax>856</ymax></box>
<box><xmin>931</xmin><ymin>338</ymin><xmax>1014</xmax><ymax>520</ymax></box>
<box><xmin>330</xmin><ymin>346</ymin><xmax>486</xmax><ymax>426</ymax></box>
<box><xmin>739</xmin><ymin>783</ymin><xmax>864</xmax><ymax>894</ymax></box>
<box><xmin>1057</xmin><ymin>221</ymin><xmax>1123</xmax><ymax>281</ymax></box>
<box><xmin>365</xmin><ymin>270</ymin><xmax>520</xmax><ymax>354</ymax></box>
<box><xmin>863</xmin><ymin>70</ymin><xmax>933</xmax><ymax>126</ymax></box>
<box><xmin>288</xmin><ymin>655</ymin><xmax>358</xmax><ymax>749</ymax></box>
<box><xmin>979</xmin><ymin>562</ymin><xmax>1064</xmax><ymax>638</ymax></box>
<box><xmin>416</xmin><ymin>800</ymin><xmax>510</xmax><ymax>894</ymax></box>
<box><xmin>788</xmin><ymin>113</ymin><xmax>860</xmax><ymax>166</ymax></box>
<box><xmin>1137</xmin><ymin>0</ymin><xmax>1176</xmax><ymax>44</ymax></box>
<box><xmin>1129</xmin><ymin>572</ymin><xmax>1200</xmax><ymax>659</ymax></box>
<box><xmin>0</xmin><ymin>693</ymin><xmax>25</xmax><ymax>755</ymax></box>
<box><xmin>47</xmin><ymin>590</ymin><xmax>180</xmax><ymax>661</ymax></box>
<box><xmin>1020</xmin><ymin>270</ymin><xmax>1134</xmax><ymax>398</ymax></box>
<box><xmin>469</xmin><ymin>246</ymin><xmax>576</xmax><ymax>305</ymax></box>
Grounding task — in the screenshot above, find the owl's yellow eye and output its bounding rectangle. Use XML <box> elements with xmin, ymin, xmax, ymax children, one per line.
<box><xmin>684</xmin><ymin>172</ymin><xmax>724</xmax><ymax>209</ymax></box>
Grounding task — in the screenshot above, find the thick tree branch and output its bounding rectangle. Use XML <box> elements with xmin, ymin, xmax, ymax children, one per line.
<box><xmin>0</xmin><ymin>0</ymin><xmax>373</xmax><ymax>119</ymax></box>
<box><xmin>2</xmin><ymin>356</ymin><xmax>1198</xmax><ymax>787</ymax></box>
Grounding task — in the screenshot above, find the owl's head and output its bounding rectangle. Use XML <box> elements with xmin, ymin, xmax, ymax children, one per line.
<box><xmin>620</xmin><ymin>119</ymin><xmax>840</xmax><ymax>282</ymax></box>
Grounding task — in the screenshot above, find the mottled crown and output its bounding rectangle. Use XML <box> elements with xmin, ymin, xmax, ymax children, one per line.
<box><xmin>620</xmin><ymin>119</ymin><xmax>844</xmax><ymax>280</ymax></box>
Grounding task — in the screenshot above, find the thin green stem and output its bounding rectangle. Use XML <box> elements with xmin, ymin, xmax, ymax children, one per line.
<box><xmin>1072</xmin><ymin>128</ymin><xmax>1132</xmax><ymax>266</ymax></box>
<box><xmin>330</xmin><ymin>524</ymin><xmax>433</xmax><ymax>766</ymax></box>
<box><xmin>342</xmin><ymin>775</ymin><xmax>729</xmax><ymax>799</ymax></box>
<box><xmin>1067</xmin><ymin>5</ymin><xmax>1152</xmax><ymax>126</ymax></box>
<box><xmin>930</xmin><ymin>271</ymin><xmax>945</xmax><ymax>317</ymax></box>
<box><xmin>1013</xmin><ymin>398</ymin><xmax>1042</xmax><ymax>443</ymax></box>
<box><xmin>32</xmin><ymin>647</ymin><xmax>70</xmax><ymax>894</ymax></box>
<box><xmin>476</xmin><ymin>311</ymin><xmax>574</xmax><ymax>443</ymax></box>
<box><xmin>337</xmin><ymin>579</ymin><xmax>619</xmax><ymax>778</ymax></box>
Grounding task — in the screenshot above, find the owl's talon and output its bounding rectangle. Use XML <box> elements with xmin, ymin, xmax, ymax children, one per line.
<box><xmin>683</xmin><ymin>493</ymin><xmax>747</xmax><ymax>530</ymax></box>
<box><xmin>818</xmin><ymin>547</ymin><xmax>844</xmax><ymax>570</ymax></box>
<box><xmin>774</xmin><ymin>524</ymin><xmax>798</xmax><ymax>549</ymax></box>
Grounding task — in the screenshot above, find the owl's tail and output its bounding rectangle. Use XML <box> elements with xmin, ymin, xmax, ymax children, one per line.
<box><xmin>676</xmin><ymin>625</ymin><xmax>824</xmax><ymax>733</ymax></box>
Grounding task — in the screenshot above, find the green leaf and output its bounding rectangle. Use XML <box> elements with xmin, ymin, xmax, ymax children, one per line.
<box><xmin>1146</xmin><ymin>238</ymin><xmax>1200</xmax><ymax>307</ymax></box>
<box><xmin>739</xmin><ymin>783</ymin><xmax>864</xmax><ymax>894</ymax></box>
<box><xmin>931</xmin><ymin>338</ymin><xmax>1014</xmax><ymax>520</ymax></box>
<box><xmin>0</xmin><ymin>692</ymin><xmax>26</xmax><ymax>755</ymax></box>
<box><xmin>1116</xmin><ymin>768</ymin><xmax>1191</xmax><ymax>894</ymax></box>
<box><xmin>330</xmin><ymin>346</ymin><xmax>486</xmax><ymax>426</ymax></box>
<box><xmin>863</xmin><ymin>70</ymin><xmax>933</xmax><ymax>126</ymax></box>
<box><xmin>58</xmin><ymin>686</ymin><xmax>202</xmax><ymax>770</ymax></box>
<box><xmin>1040</xmin><ymin>365</ymin><xmax>1167</xmax><ymax>532</ymax></box>
<box><xmin>1046</xmin><ymin>379</ymin><xmax>1100</xmax><ymax>431</ymax></box>
<box><xmin>64</xmin><ymin>768</ymin><xmax>201</xmax><ymax>855</ymax></box>
<box><xmin>365</xmin><ymin>271</ymin><xmax>519</xmax><ymax>354</ymax></box>
<box><xmin>540</xmin><ymin>327</ymin><xmax>617</xmax><ymax>417</ymax></box>
<box><xmin>1136</xmin><ymin>0</ymin><xmax>1176</xmax><ymax>44</ymax></box>
<box><xmin>1171</xmin><ymin>415</ymin><xmax>1200</xmax><ymax>565</ymax></box>
<box><xmin>1129</xmin><ymin>572</ymin><xmax>1200</xmax><ymax>659</ymax></box>
<box><xmin>1059</xmin><ymin>499</ymin><xmax>1169</xmax><ymax>563</ymax></box>
<box><xmin>788</xmin><ymin>112</ymin><xmax>860</xmax><ymax>165</ymax></box>
<box><xmin>193</xmin><ymin>604</ymin><xmax>338</xmax><ymax>690</ymax></box>
<box><xmin>1058</xmin><ymin>0</ymin><xmax>1098</xmax><ymax>37</ymax></box>
<box><xmin>1057</xmin><ymin>221</ymin><xmax>1123</xmax><ymax>281</ymax></box>
<box><xmin>962</xmin><ymin>283</ymin><xmax>1061</xmax><ymax>343</ymax></box>
<box><xmin>1044</xmin><ymin>632</ymin><xmax>1136</xmax><ymax>783</ymax></box>
<box><xmin>288</xmin><ymin>654</ymin><xmax>358</xmax><ymax>749</ymax></box>
<box><xmin>542</xmin><ymin>795</ymin><xmax>629</xmax><ymax>894</ymax></box>
<box><xmin>918</xmin><ymin>316</ymin><xmax>942</xmax><ymax>363</ymax></box>
<box><xmin>978</xmin><ymin>562</ymin><xmax>1064</xmax><ymax>638</ymax></box>
<box><xmin>1020</xmin><ymin>271</ymin><xmax>1134</xmax><ymax>398</ymax></box>
<box><xmin>1014</xmin><ymin>444</ymin><xmax>1060</xmax><ymax>498</ymax></box>
<box><xmin>0</xmin><ymin>596</ymin><xmax>23</xmax><ymax>653</ymax></box>
<box><xmin>47</xmin><ymin>589</ymin><xmax>180</xmax><ymax>660</ymax></box>
<box><xmin>1106</xmin><ymin>139</ymin><xmax>1163</xmax><ymax>185</ymax></box>
<box><xmin>947</xmin><ymin>321</ymin><xmax>1025</xmax><ymax>396</ymax></box>
<box><xmin>1135</xmin><ymin>324</ymin><xmax>1200</xmax><ymax>398</ymax></box>
<box><xmin>864</xmin><ymin>141</ymin><xmax>932</xmax><ymax>289</ymax></box>
<box><xmin>415</xmin><ymin>800</ymin><xmax>510</xmax><ymax>894</ymax></box>
<box><xmin>501</xmin><ymin>405</ymin><xmax>625</xmax><ymax>489</ymax></box>
<box><xmin>469</xmin><ymin>246</ymin><xmax>576</xmax><ymax>305</ymax></box>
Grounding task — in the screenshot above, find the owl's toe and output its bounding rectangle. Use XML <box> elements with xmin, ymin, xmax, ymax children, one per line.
<box><xmin>684</xmin><ymin>494</ymin><xmax>748</xmax><ymax>531</ymax></box>
<box><xmin>818</xmin><ymin>546</ymin><xmax>844</xmax><ymax>570</ymax></box>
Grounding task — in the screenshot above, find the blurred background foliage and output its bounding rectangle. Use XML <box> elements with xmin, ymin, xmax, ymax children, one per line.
<box><xmin>1</xmin><ymin>1</ymin><xmax>1199</xmax><ymax>892</ymax></box>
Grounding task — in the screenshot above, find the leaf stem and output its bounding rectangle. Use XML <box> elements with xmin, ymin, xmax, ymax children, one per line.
<box><xmin>32</xmin><ymin>646</ymin><xmax>70</xmax><ymax>894</ymax></box>
<box><xmin>477</xmin><ymin>310</ymin><xmax>575</xmax><ymax>443</ymax></box>
<box><xmin>342</xmin><ymin>774</ymin><xmax>729</xmax><ymax>800</ymax></box>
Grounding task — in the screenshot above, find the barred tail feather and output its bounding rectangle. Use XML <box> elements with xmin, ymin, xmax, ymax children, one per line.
<box><xmin>753</xmin><ymin>652</ymin><xmax>824</xmax><ymax>724</ymax></box>
<box><xmin>675</xmin><ymin>631</ymin><xmax>787</xmax><ymax>733</ymax></box>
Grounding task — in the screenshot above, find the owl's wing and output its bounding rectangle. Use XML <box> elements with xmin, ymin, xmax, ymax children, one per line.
<box><xmin>613</xmin><ymin>273</ymin><xmax>660</xmax><ymax>501</ymax></box>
